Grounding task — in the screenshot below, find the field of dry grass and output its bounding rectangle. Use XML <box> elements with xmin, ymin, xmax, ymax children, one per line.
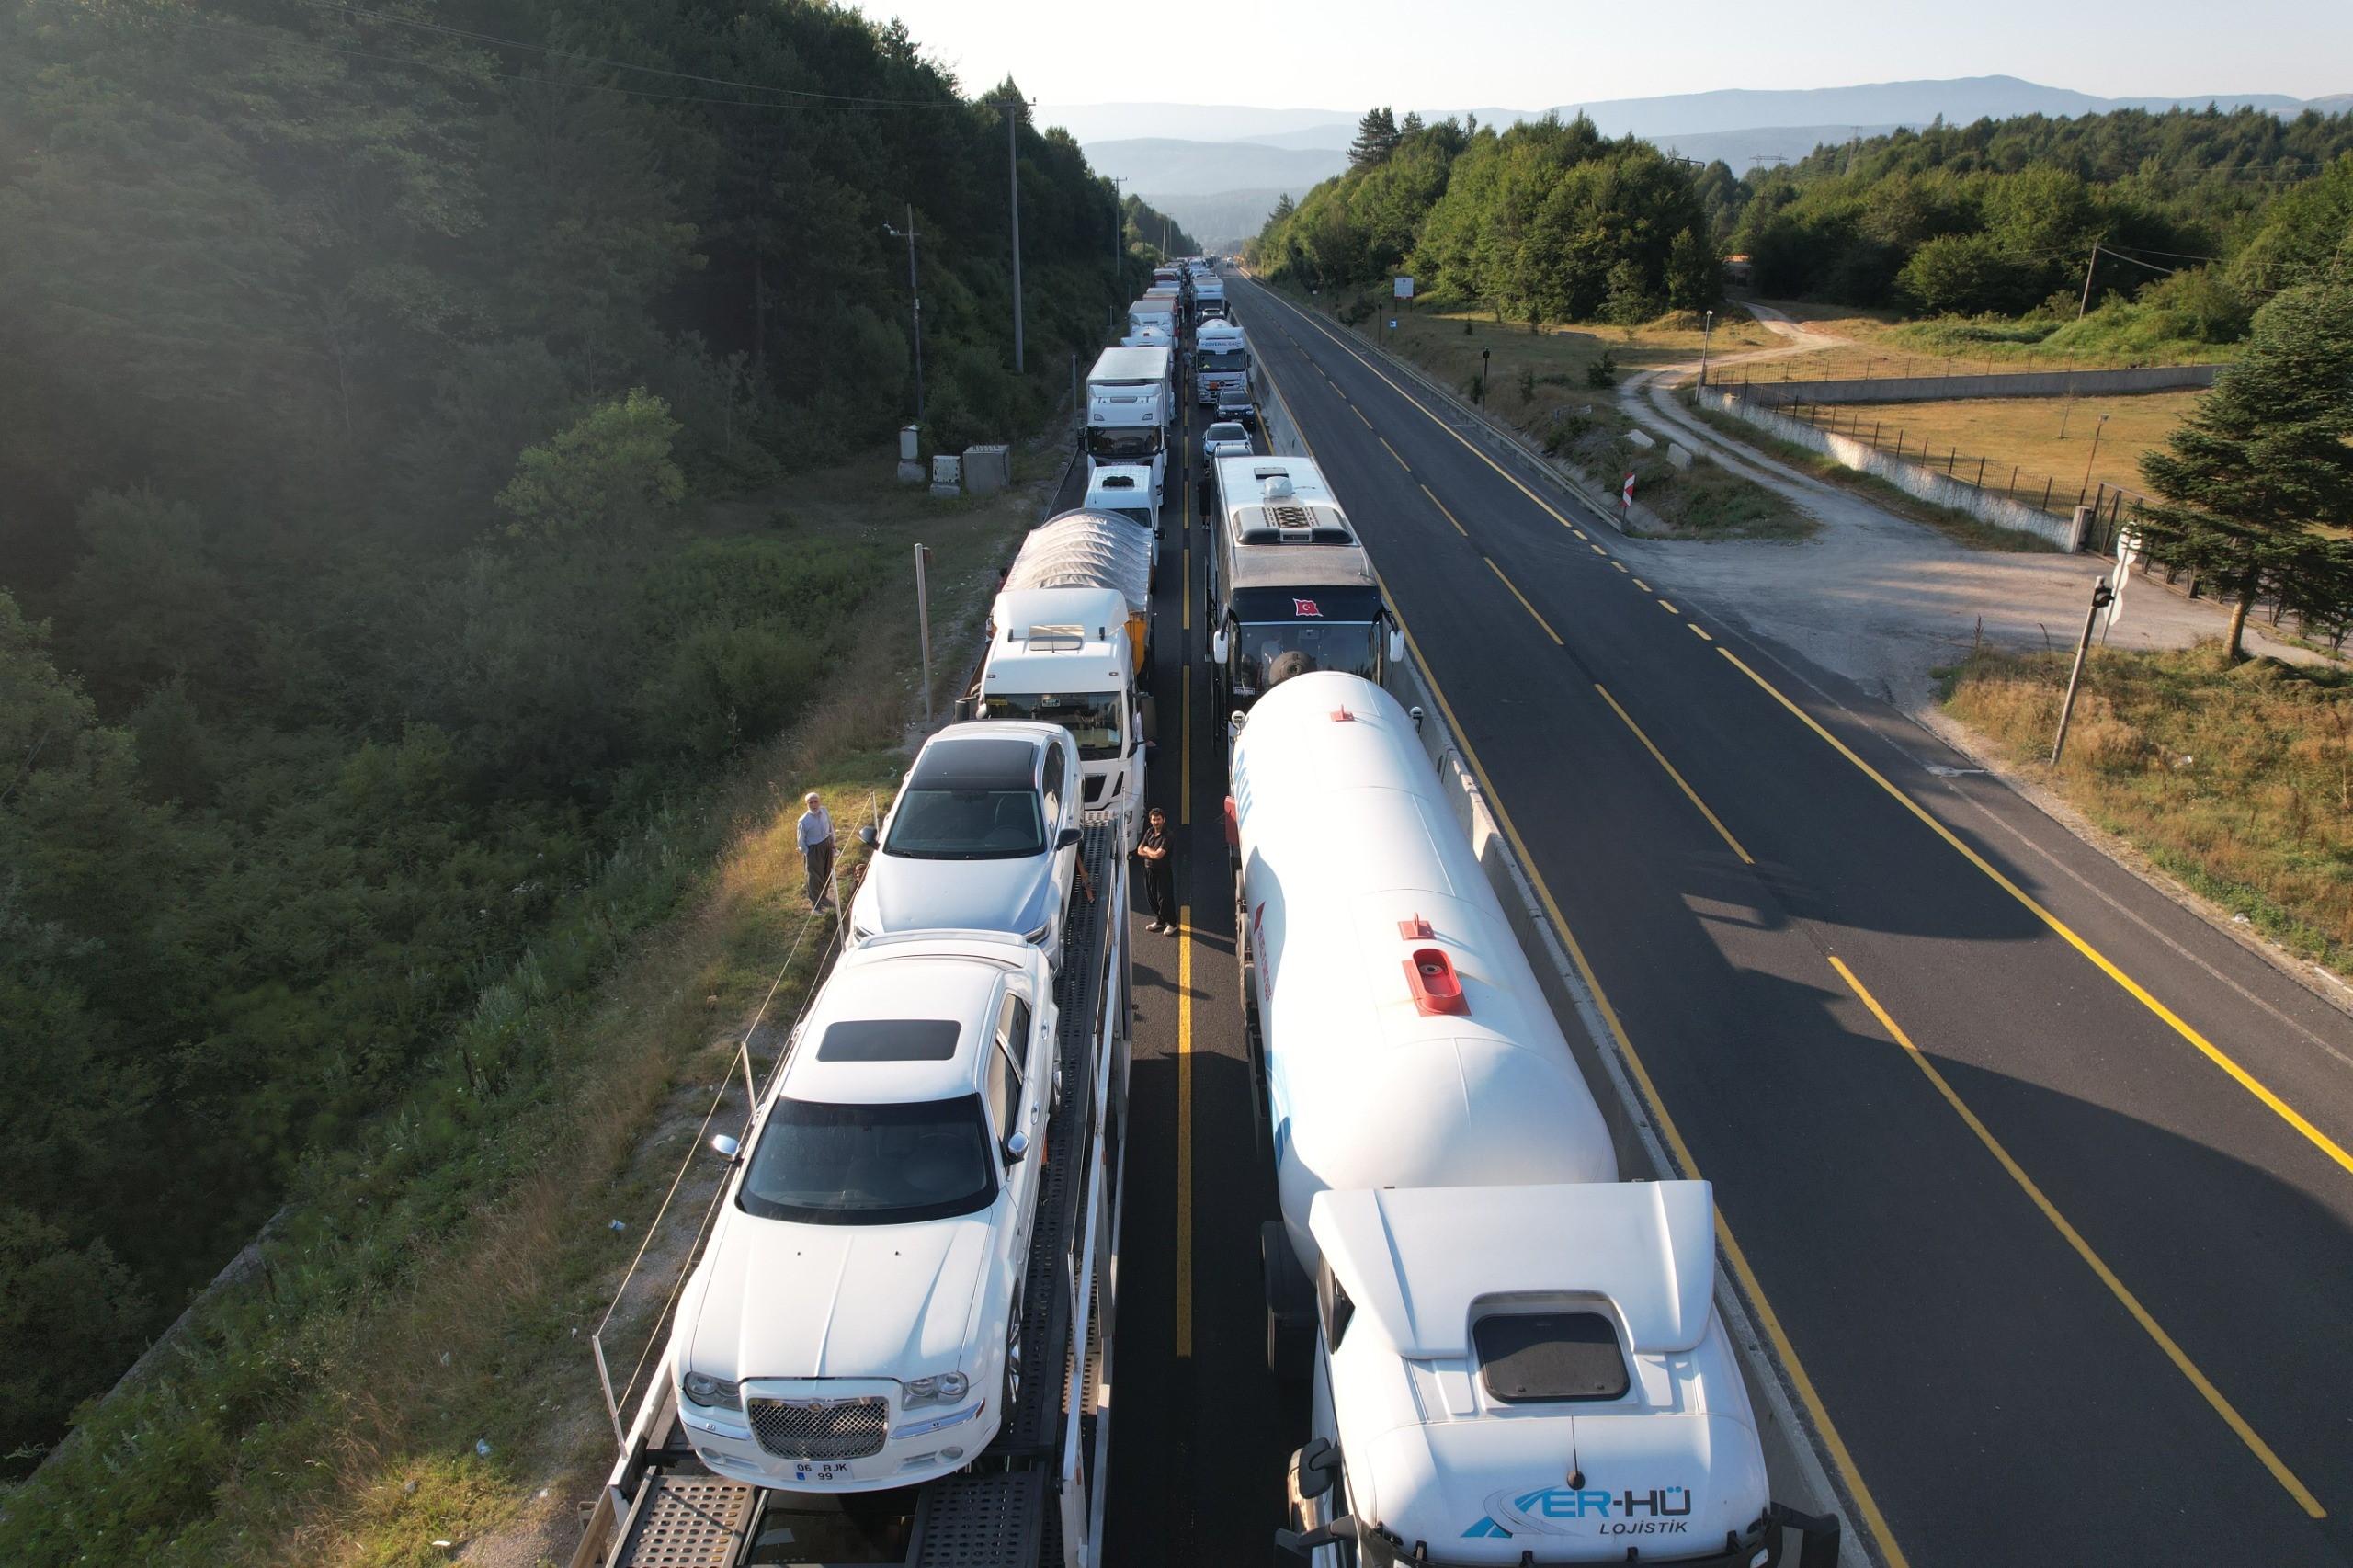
<box><xmin>1946</xmin><ymin>643</ymin><xmax>2353</xmax><ymax>971</ymax></box>
<box><xmin>1808</xmin><ymin>390</ymin><xmax>2203</xmax><ymax>506</ymax></box>
<box><xmin>1749</xmin><ymin>300</ymin><xmax>2242</xmax><ymax>380</ymax></box>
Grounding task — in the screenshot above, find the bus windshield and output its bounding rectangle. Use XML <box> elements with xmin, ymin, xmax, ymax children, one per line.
<box><xmin>980</xmin><ymin>690</ymin><xmax>1124</xmax><ymax>758</ymax></box>
<box><xmin>1232</xmin><ymin>620</ymin><xmax>1377</xmax><ymax>696</ymax></box>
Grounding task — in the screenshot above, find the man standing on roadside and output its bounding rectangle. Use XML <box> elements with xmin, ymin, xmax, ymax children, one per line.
<box><xmin>797</xmin><ymin>790</ymin><xmax>835</xmax><ymax>913</ymax></box>
<box><xmin>1136</xmin><ymin>805</ymin><xmax>1175</xmax><ymax>934</ymax></box>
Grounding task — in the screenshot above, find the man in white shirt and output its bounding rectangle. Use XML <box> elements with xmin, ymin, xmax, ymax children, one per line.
<box><xmin>796</xmin><ymin>791</ymin><xmax>835</xmax><ymax>913</ymax></box>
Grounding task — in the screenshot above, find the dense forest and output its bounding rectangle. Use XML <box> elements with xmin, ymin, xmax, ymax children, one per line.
<box><xmin>1715</xmin><ymin>106</ymin><xmax>2353</xmax><ymax>324</ymax></box>
<box><xmin>1122</xmin><ymin>192</ymin><xmax>1199</xmax><ymax>261</ymax></box>
<box><xmin>0</xmin><ymin>0</ymin><xmax>1135</xmax><ymax>1470</ymax></box>
<box><xmin>1247</xmin><ymin>109</ymin><xmax>1722</xmax><ymax>324</ymax></box>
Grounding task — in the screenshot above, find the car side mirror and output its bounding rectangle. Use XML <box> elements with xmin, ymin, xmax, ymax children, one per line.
<box><xmin>1211</xmin><ymin>628</ymin><xmax>1230</xmax><ymax>665</ymax></box>
<box><xmin>858</xmin><ymin>824</ymin><xmax>879</xmax><ymax>848</ymax></box>
<box><xmin>1387</xmin><ymin>627</ymin><xmax>1406</xmax><ymax>664</ymax></box>
<box><xmin>1056</xmin><ymin>827</ymin><xmax>1082</xmax><ymax>850</ymax></box>
<box><xmin>710</xmin><ymin>1134</ymin><xmax>742</xmax><ymax>1163</ymax></box>
<box><xmin>1003</xmin><ymin>1130</ymin><xmax>1029</xmax><ymax>1165</ymax></box>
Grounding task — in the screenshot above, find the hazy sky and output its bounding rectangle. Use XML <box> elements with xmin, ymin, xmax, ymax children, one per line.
<box><xmin>850</xmin><ymin>0</ymin><xmax>2351</xmax><ymax>112</ymax></box>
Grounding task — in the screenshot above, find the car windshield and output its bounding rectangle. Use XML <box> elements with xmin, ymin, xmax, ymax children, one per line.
<box><xmin>1086</xmin><ymin>426</ymin><xmax>1163</xmax><ymax>460</ymax></box>
<box><xmin>1205</xmin><ymin>423</ymin><xmax>1247</xmax><ymax>445</ymax></box>
<box><xmin>738</xmin><ymin>1096</ymin><xmax>996</xmax><ymax>1224</ymax></box>
<box><xmin>885</xmin><ymin>786</ymin><xmax>1045</xmax><ymax>859</ymax></box>
<box><xmin>1233</xmin><ymin>620</ymin><xmax>1378</xmax><ymax>694</ymax></box>
<box><xmin>981</xmin><ymin>691</ymin><xmax>1123</xmax><ymax>758</ymax></box>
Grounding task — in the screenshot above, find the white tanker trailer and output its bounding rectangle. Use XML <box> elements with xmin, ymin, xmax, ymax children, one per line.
<box><xmin>1230</xmin><ymin>673</ymin><xmax>1786</xmax><ymax>1568</ymax></box>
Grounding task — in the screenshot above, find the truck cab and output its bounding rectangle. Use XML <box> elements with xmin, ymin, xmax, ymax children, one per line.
<box><xmin>1206</xmin><ymin>458</ymin><xmax>1402</xmax><ymax>728</ymax></box>
<box><xmin>974</xmin><ymin>586</ymin><xmax>1153</xmax><ymax>849</ymax></box>
<box><xmin>1084</xmin><ymin>466</ymin><xmax>1162</xmax><ymax>570</ymax></box>
<box><xmin>1194</xmin><ymin>318</ymin><xmax>1250</xmax><ymax>407</ymax></box>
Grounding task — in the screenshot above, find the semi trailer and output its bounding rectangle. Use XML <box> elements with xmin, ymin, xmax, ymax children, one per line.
<box><xmin>1230</xmin><ymin>673</ymin><xmax>1790</xmax><ymax>1568</ymax></box>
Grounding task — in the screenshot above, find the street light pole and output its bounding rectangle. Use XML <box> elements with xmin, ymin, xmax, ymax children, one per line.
<box><xmin>883</xmin><ymin>205</ymin><xmax>924</xmax><ymax>424</ymax></box>
<box><xmin>2051</xmin><ymin>576</ymin><xmax>2116</xmax><ymax>767</ymax></box>
<box><xmin>2081</xmin><ymin>413</ymin><xmax>2109</xmax><ymax>494</ymax></box>
<box><xmin>1699</xmin><ymin>308</ymin><xmax>1715</xmax><ymax>388</ymax></box>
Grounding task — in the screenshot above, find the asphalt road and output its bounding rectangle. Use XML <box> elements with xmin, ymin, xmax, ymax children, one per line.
<box><xmin>1205</xmin><ymin>276</ymin><xmax>2353</xmax><ymax>1568</ymax></box>
<box><xmin>1047</xmin><ymin>400</ymin><xmax>1307</xmax><ymax>1566</ymax></box>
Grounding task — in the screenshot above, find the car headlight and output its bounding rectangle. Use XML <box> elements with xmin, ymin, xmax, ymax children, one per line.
<box><xmin>682</xmin><ymin>1370</ymin><xmax>742</xmax><ymax>1411</ymax></box>
<box><xmin>903</xmin><ymin>1370</ymin><xmax>970</xmax><ymax>1408</ymax></box>
<box><xmin>1024</xmin><ymin>923</ymin><xmax>1051</xmax><ymax>944</ymax></box>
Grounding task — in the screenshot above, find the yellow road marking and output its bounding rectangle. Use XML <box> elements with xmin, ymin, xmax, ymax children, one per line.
<box><xmin>1589</xmin><ymin>541</ymin><xmax>1608</xmax><ymax>556</ymax></box>
<box><xmin>1420</xmin><ymin>483</ymin><xmax>1468</xmax><ymax>536</ymax></box>
<box><xmin>1610</xmin><ymin>560</ymin><xmax>1628</xmax><ymax>573</ymax></box>
<box><xmin>1632</xmin><ymin>577</ymin><xmax>1651</xmax><ymax>591</ymax></box>
<box><xmin>1380</xmin><ymin>436</ymin><xmax>1409</xmax><ymax>468</ymax></box>
<box><xmin>1721</xmin><ymin>645</ymin><xmax>2353</xmax><ymax>1183</ymax></box>
<box><xmin>1593</xmin><ymin>685</ymin><xmax>1753</xmax><ymax>863</ymax></box>
<box><xmin>1688</xmin><ymin>622</ymin><xmax>1712</xmax><ymax>642</ymax></box>
<box><xmin>1659</xmin><ymin>599</ymin><xmax>1679</xmax><ymax>614</ymax></box>
<box><xmin>1483</xmin><ymin>557</ymin><xmax>1563</xmax><ymax>644</ymax></box>
<box><xmin>1829</xmin><ymin>956</ymin><xmax>2325</xmax><ymax>1518</ymax></box>
<box><xmin>1176</xmin><ymin>907</ymin><xmax>1194</xmax><ymax>1358</ymax></box>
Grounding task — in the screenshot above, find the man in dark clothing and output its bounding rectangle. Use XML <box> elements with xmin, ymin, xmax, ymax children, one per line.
<box><xmin>1136</xmin><ymin>807</ymin><xmax>1175</xmax><ymax>934</ymax></box>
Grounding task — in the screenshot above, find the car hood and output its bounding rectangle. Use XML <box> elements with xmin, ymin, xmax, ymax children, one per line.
<box><xmin>685</xmin><ymin>1206</ymin><xmax>995</xmax><ymax>1381</ymax></box>
<box><xmin>1358</xmin><ymin>1411</ymin><xmax>1768</xmax><ymax>1563</ymax></box>
<box><xmin>857</xmin><ymin>850</ymin><xmax>1055</xmax><ymax>938</ymax></box>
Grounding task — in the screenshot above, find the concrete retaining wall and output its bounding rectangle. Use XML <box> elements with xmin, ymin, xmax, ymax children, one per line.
<box><xmin>1733</xmin><ymin>362</ymin><xmax>2219</xmax><ymax>407</ymax></box>
<box><xmin>1700</xmin><ymin>386</ymin><xmax>2079</xmax><ymax>551</ymax></box>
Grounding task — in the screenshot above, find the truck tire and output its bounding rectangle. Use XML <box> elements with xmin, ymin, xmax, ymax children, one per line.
<box><xmin>1262</xmin><ymin>1221</ymin><xmax>1315</xmax><ymax>1381</ymax></box>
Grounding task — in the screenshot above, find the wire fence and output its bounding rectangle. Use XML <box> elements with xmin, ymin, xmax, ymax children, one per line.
<box><xmin>1757</xmin><ymin>394</ymin><xmax>2149</xmax><ymax>556</ymax></box>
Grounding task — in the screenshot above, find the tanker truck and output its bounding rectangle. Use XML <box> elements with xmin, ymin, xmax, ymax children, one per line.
<box><xmin>1230</xmin><ymin>672</ymin><xmax>1782</xmax><ymax>1568</ymax></box>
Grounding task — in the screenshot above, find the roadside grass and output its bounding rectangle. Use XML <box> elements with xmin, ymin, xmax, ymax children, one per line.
<box><xmin>1360</xmin><ymin>296</ymin><xmax>1780</xmax><ymax>392</ymax></box>
<box><xmin>1682</xmin><ymin>401</ymin><xmax>2058</xmax><ymax>553</ymax></box>
<box><xmin>1532</xmin><ymin>399</ymin><xmax>1812</xmax><ymax>540</ymax></box>
<box><xmin>1809</xmin><ymin>390</ymin><xmax>2202</xmax><ymax>505</ymax></box>
<box><xmin>0</xmin><ymin>449</ymin><xmax>1054</xmax><ymax>1568</ymax></box>
<box><xmin>1736</xmin><ymin>298</ymin><xmax>2240</xmax><ymax>381</ymax></box>
<box><xmin>1942</xmin><ymin>643</ymin><xmax>2353</xmax><ymax>975</ymax></box>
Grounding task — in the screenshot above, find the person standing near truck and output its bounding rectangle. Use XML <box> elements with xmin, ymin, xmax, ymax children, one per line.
<box><xmin>1135</xmin><ymin>805</ymin><xmax>1174</xmax><ymax>933</ymax></box>
<box><xmin>796</xmin><ymin>790</ymin><xmax>835</xmax><ymax>913</ymax></box>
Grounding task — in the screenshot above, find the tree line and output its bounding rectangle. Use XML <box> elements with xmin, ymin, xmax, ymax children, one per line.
<box><xmin>1713</xmin><ymin>106</ymin><xmax>2353</xmax><ymax>327</ymax></box>
<box><xmin>0</xmin><ymin>0</ymin><xmax>1135</xmax><ymax>1468</ymax></box>
<box><xmin>1247</xmin><ymin>109</ymin><xmax>1723</xmax><ymax>325</ymax></box>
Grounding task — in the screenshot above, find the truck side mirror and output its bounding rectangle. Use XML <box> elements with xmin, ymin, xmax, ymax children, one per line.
<box><xmin>1138</xmin><ymin>695</ymin><xmax>1158</xmax><ymax>744</ymax></box>
<box><xmin>1409</xmin><ymin>705</ymin><xmax>1425</xmax><ymax>733</ymax></box>
<box><xmin>858</xmin><ymin>824</ymin><xmax>879</xmax><ymax>848</ymax></box>
<box><xmin>1296</xmin><ymin>1437</ymin><xmax>1341</xmax><ymax>1499</ymax></box>
<box><xmin>1211</xmin><ymin>628</ymin><xmax>1230</xmax><ymax>665</ymax></box>
<box><xmin>1387</xmin><ymin>627</ymin><xmax>1407</xmax><ymax>664</ymax></box>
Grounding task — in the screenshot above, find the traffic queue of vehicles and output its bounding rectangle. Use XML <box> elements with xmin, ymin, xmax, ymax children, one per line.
<box><xmin>646</xmin><ymin>251</ymin><xmax>1795</xmax><ymax>1566</ymax></box>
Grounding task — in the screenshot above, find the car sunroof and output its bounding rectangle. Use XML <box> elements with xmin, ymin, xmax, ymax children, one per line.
<box><xmin>815</xmin><ymin>1019</ymin><xmax>962</xmax><ymax>1062</ymax></box>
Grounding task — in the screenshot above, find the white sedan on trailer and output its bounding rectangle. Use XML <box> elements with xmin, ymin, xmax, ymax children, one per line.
<box><xmin>668</xmin><ymin>931</ymin><xmax>1057</xmax><ymax>1492</ymax></box>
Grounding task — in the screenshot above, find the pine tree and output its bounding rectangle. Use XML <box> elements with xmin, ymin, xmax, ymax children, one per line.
<box><xmin>1400</xmin><ymin>110</ymin><xmax>1425</xmax><ymax>137</ymax></box>
<box><xmin>1349</xmin><ymin>107</ymin><xmax>1401</xmax><ymax>168</ymax></box>
<box><xmin>2137</xmin><ymin>284</ymin><xmax>2353</xmax><ymax>659</ymax></box>
<box><xmin>1270</xmin><ymin>192</ymin><xmax>1295</xmax><ymax>222</ymax></box>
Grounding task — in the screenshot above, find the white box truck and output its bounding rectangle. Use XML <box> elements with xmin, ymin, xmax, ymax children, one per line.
<box><xmin>1229</xmin><ymin>673</ymin><xmax>1791</xmax><ymax>1568</ymax></box>
<box><xmin>1194</xmin><ymin>317</ymin><xmax>1249</xmax><ymax>406</ymax></box>
<box><xmin>1086</xmin><ymin>344</ymin><xmax>1172</xmax><ymax>507</ymax></box>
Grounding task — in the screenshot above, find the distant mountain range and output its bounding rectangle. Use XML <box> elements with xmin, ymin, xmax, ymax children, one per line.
<box><xmin>1063</xmin><ymin>75</ymin><xmax>2352</xmax><ymax>249</ymax></box>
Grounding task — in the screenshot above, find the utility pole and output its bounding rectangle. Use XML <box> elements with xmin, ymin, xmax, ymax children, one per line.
<box><xmin>1699</xmin><ymin>308</ymin><xmax>1715</xmax><ymax>388</ymax></box>
<box><xmin>2050</xmin><ymin>576</ymin><xmax>2116</xmax><ymax>766</ymax></box>
<box><xmin>883</xmin><ymin>206</ymin><xmax>925</xmax><ymax>423</ymax></box>
<box><xmin>914</xmin><ymin>543</ymin><xmax>934</xmax><ymax>725</ymax></box>
<box><xmin>1480</xmin><ymin>347</ymin><xmax>1490</xmax><ymax>413</ymax></box>
<box><xmin>2081</xmin><ymin>413</ymin><xmax>2109</xmax><ymax>498</ymax></box>
<box><xmin>2077</xmin><ymin>234</ymin><xmax>2104</xmax><ymax>320</ymax></box>
<box><xmin>998</xmin><ymin>95</ymin><xmax>1028</xmax><ymax>374</ymax></box>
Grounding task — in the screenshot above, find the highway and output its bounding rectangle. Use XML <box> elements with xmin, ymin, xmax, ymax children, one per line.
<box><xmin>1209</xmin><ymin>275</ymin><xmax>2353</xmax><ymax>1567</ymax></box>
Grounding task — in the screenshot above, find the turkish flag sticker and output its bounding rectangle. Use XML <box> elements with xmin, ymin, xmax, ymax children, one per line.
<box><xmin>1293</xmin><ymin>598</ymin><xmax>1322</xmax><ymax>617</ymax></box>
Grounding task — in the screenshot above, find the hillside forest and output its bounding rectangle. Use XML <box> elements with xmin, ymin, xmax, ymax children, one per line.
<box><xmin>0</xmin><ymin>0</ymin><xmax>1142</xmax><ymax>1474</ymax></box>
<box><xmin>1252</xmin><ymin>104</ymin><xmax>2353</xmax><ymax>354</ymax></box>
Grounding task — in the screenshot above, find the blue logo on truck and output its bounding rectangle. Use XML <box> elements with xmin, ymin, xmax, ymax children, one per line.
<box><xmin>1464</xmin><ymin>1485</ymin><xmax>1692</xmax><ymax>1538</ymax></box>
